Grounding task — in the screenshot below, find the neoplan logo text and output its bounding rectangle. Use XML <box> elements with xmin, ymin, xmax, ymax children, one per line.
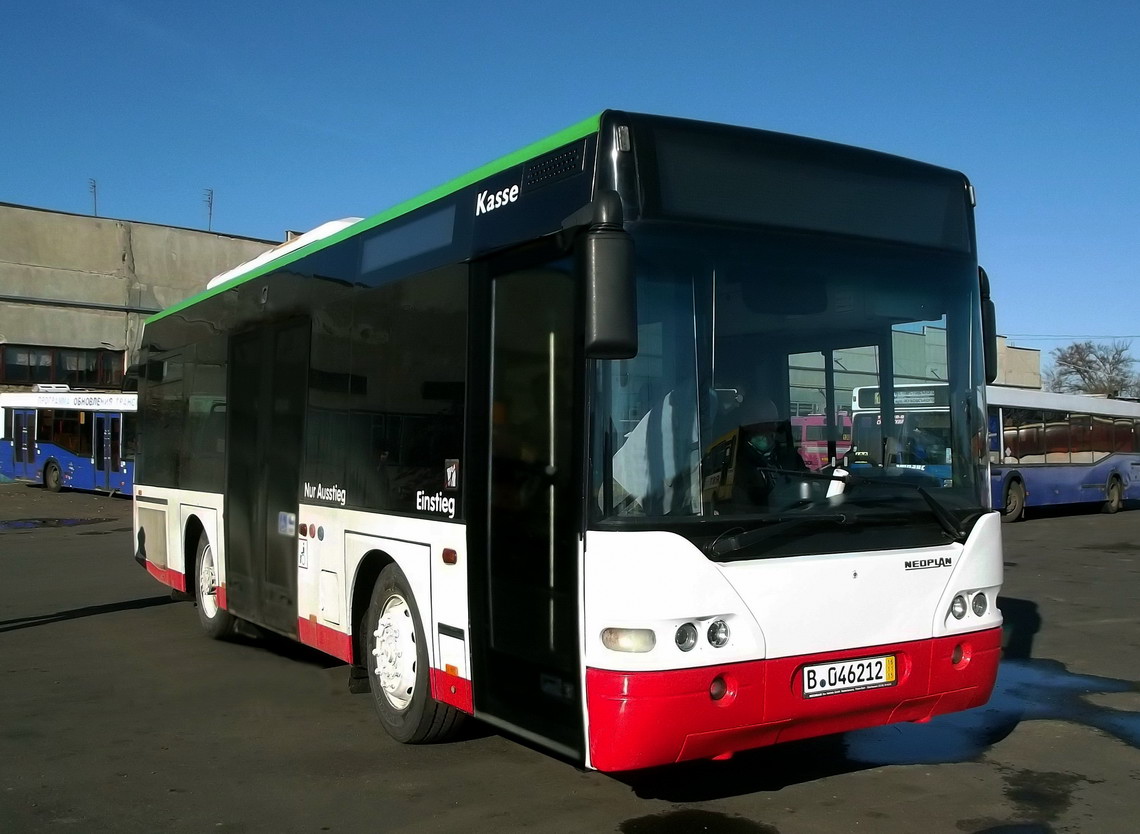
<box><xmin>904</xmin><ymin>557</ymin><xmax>953</xmax><ymax>571</ymax></box>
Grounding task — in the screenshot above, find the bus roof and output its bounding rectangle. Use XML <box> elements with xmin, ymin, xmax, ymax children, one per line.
<box><xmin>0</xmin><ymin>391</ymin><xmax>138</xmax><ymax>412</ymax></box>
<box><xmin>147</xmin><ymin>113</ymin><xmax>604</xmax><ymax>326</ymax></box>
<box><xmin>986</xmin><ymin>385</ymin><xmax>1140</xmax><ymax>419</ymax></box>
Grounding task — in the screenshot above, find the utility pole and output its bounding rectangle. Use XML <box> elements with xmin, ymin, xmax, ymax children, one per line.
<box><xmin>203</xmin><ymin>188</ymin><xmax>214</xmax><ymax>231</ymax></box>
<box><xmin>88</xmin><ymin>178</ymin><xmax>98</xmax><ymax>217</ymax></box>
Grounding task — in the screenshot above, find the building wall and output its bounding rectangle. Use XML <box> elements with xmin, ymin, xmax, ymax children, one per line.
<box><xmin>0</xmin><ymin>203</ymin><xmax>277</xmax><ymax>390</ymax></box>
<box><xmin>994</xmin><ymin>337</ymin><xmax>1042</xmax><ymax>389</ymax></box>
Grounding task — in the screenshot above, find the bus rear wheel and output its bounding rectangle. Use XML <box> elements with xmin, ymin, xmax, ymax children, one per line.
<box><xmin>44</xmin><ymin>461</ymin><xmax>62</xmax><ymax>493</ymax></box>
<box><xmin>194</xmin><ymin>535</ymin><xmax>237</xmax><ymax>639</ymax></box>
<box><xmin>1001</xmin><ymin>480</ymin><xmax>1025</xmax><ymax>523</ymax></box>
<box><xmin>1102</xmin><ymin>478</ymin><xmax>1124</xmax><ymax>514</ymax></box>
<box><xmin>364</xmin><ymin>564</ymin><xmax>464</xmax><ymax>744</ymax></box>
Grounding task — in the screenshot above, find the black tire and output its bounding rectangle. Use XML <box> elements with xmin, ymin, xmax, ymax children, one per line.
<box><xmin>1001</xmin><ymin>480</ymin><xmax>1025</xmax><ymax>523</ymax></box>
<box><xmin>44</xmin><ymin>461</ymin><xmax>62</xmax><ymax>493</ymax></box>
<box><xmin>194</xmin><ymin>534</ymin><xmax>237</xmax><ymax>639</ymax></box>
<box><xmin>1102</xmin><ymin>477</ymin><xmax>1124</xmax><ymax>514</ymax></box>
<box><xmin>364</xmin><ymin>564</ymin><xmax>464</xmax><ymax>744</ymax></box>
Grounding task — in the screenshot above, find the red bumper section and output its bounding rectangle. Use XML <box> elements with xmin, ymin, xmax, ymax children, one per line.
<box><xmin>586</xmin><ymin>627</ymin><xmax>1001</xmax><ymax>772</ymax></box>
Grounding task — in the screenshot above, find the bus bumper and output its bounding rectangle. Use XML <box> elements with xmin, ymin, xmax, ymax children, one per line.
<box><xmin>584</xmin><ymin>626</ymin><xmax>1001</xmax><ymax>772</ymax></box>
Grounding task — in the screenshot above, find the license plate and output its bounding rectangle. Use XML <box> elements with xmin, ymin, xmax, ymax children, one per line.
<box><xmin>802</xmin><ymin>654</ymin><xmax>896</xmax><ymax>698</ymax></box>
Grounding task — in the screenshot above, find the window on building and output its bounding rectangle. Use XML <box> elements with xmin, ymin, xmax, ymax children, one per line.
<box><xmin>0</xmin><ymin>345</ymin><xmax>124</xmax><ymax>388</ymax></box>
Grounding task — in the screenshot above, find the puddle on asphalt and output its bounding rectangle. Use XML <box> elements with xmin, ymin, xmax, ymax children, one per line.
<box><xmin>0</xmin><ymin>518</ymin><xmax>112</xmax><ymax>532</ymax></box>
<box><xmin>843</xmin><ymin>658</ymin><xmax>1140</xmax><ymax>765</ymax></box>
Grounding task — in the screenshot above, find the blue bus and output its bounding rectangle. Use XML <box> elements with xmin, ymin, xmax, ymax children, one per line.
<box><xmin>987</xmin><ymin>385</ymin><xmax>1140</xmax><ymax>521</ymax></box>
<box><xmin>0</xmin><ymin>388</ymin><xmax>136</xmax><ymax>494</ymax></box>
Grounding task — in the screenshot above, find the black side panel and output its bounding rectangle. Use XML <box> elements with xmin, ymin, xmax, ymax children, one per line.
<box><xmin>225</xmin><ymin>319</ymin><xmax>310</xmax><ymax>636</ymax></box>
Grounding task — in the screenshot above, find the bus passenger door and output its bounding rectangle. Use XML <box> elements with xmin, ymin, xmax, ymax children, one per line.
<box><xmin>93</xmin><ymin>412</ymin><xmax>125</xmax><ymax>492</ymax></box>
<box><xmin>470</xmin><ymin>257</ymin><xmax>584</xmax><ymax>760</ymax></box>
<box><xmin>12</xmin><ymin>409</ymin><xmax>36</xmax><ymax>480</ymax></box>
<box><xmin>93</xmin><ymin>413</ymin><xmax>111</xmax><ymax>490</ymax></box>
<box><xmin>225</xmin><ymin>319</ymin><xmax>310</xmax><ymax>637</ymax></box>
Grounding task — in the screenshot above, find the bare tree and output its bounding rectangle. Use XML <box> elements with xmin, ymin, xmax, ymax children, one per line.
<box><xmin>1044</xmin><ymin>340</ymin><xmax>1140</xmax><ymax>398</ymax></box>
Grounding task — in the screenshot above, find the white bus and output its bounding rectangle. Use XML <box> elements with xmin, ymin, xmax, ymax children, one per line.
<box><xmin>134</xmin><ymin>111</ymin><xmax>1003</xmax><ymax>771</ymax></box>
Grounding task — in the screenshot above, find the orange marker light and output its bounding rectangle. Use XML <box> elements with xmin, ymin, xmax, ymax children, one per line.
<box><xmin>442</xmin><ymin>548</ymin><xmax>458</xmax><ymax>565</ymax></box>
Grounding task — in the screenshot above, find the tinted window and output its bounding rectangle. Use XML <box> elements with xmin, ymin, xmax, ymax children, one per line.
<box><xmin>304</xmin><ymin>299</ymin><xmax>356</xmax><ymax>498</ymax></box>
<box><xmin>641</xmin><ymin>119</ymin><xmax>971</xmax><ymax>251</ymax></box>
<box><xmin>343</xmin><ymin>266</ymin><xmax>467</xmax><ymax>517</ymax></box>
<box><xmin>1043</xmin><ymin>410</ymin><xmax>1070</xmax><ymax>463</ymax></box>
<box><xmin>137</xmin><ymin>352</ymin><xmax>187</xmax><ymax>486</ymax></box>
<box><xmin>180</xmin><ymin>336</ymin><xmax>227</xmax><ymax>492</ymax></box>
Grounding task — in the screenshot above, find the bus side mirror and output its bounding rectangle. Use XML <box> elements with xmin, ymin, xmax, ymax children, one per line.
<box><xmin>979</xmin><ymin>267</ymin><xmax>998</xmax><ymax>384</ymax></box>
<box><xmin>581</xmin><ymin>193</ymin><xmax>637</xmax><ymax>359</ymax></box>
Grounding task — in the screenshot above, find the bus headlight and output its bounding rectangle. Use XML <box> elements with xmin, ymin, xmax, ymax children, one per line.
<box><xmin>950</xmin><ymin>594</ymin><xmax>968</xmax><ymax>620</ymax></box>
<box><xmin>675</xmin><ymin>623</ymin><xmax>698</xmax><ymax>652</ymax></box>
<box><xmin>707</xmin><ymin>619</ymin><xmax>730</xmax><ymax>648</ymax></box>
<box><xmin>601</xmin><ymin>628</ymin><xmax>656</xmax><ymax>653</ymax></box>
<box><xmin>972</xmin><ymin>593</ymin><xmax>988</xmax><ymax>617</ymax></box>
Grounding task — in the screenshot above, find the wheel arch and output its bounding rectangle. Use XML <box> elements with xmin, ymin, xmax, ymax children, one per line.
<box><xmin>350</xmin><ymin>549</ymin><xmax>398</xmax><ymax>668</ymax></box>
<box><xmin>180</xmin><ymin>513</ymin><xmax>213</xmax><ymax>601</ymax></box>
<box><xmin>1002</xmin><ymin>470</ymin><xmax>1025</xmax><ymax>504</ymax></box>
<box><xmin>183</xmin><ymin>513</ymin><xmax>208</xmax><ymax>580</ymax></box>
<box><xmin>41</xmin><ymin>456</ymin><xmax>64</xmax><ymax>490</ymax></box>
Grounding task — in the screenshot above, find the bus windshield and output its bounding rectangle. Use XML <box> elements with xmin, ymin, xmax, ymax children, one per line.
<box><xmin>591</xmin><ymin>223</ymin><xmax>988</xmax><ymax>546</ymax></box>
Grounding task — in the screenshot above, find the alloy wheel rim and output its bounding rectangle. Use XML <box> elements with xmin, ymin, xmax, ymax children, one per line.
<box><xmin>198</xmin><ymin>544</ymin><xmax>219</xmax><ymax>619</ymax></box>
<box><xmin>372</xmin><ymin>594</ymin><xmax>417</xmax><ymax>710</ymax></box>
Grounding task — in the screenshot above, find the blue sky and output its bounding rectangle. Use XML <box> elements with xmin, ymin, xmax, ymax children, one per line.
<box><xmin>3</xmin><ymin>1</ymin><xmax>1137</xmax><ymax>365</ymax></box>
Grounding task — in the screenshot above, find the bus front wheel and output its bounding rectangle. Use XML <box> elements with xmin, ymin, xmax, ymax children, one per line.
<box><xmin>1002</xmin><ymin>481</ymin><xmax>1025</xmax><ymax>523</ymax></box>
<box><xmin>1102</xmin><ymin>478</ymin><xmax>1124</xmax><ymax>514</ymax></box>
<box><xmin>364</xmin><ymin>564</ymin><xmax>464</xmax><ymax>744</ymax></box>
<box><xmin>44</xmin><ymin>461</ymin><xmax>62</xmax><ymax>493</ymax></box>
<box><xmin>194</xmin><ymin>535</ymin><xmax>237</xmax><ymax>639</ymax></box>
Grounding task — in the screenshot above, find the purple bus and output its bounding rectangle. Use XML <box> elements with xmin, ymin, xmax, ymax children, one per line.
<box><xmin>987</xmin><ymin>385</ymin><xmax>1140</xmax><ymax>521</ymax></box>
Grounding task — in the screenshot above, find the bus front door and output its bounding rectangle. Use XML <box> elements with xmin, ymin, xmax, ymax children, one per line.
<box><xmin>471</xmin><ymin>260</ymin><xmax>584</xmax><ymax>761</ymax></box>
<box><xmin>225</xmin><ymin>319</ymin><xmax>310</xmax><ymax>638</ymax></box>
<box><xmin>11</xmin><ymin>409</ymin><xmax>36</xmax><ymax>480</ymax></box>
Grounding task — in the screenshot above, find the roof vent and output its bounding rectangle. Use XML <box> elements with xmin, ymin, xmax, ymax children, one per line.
<box><xmin>523</xmin><ymin>140</ymin><xmax>585</xmax><ymax>192</ymax></box>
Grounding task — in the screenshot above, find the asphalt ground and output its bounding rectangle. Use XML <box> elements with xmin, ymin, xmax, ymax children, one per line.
<box><xmin>1</xmin><ymin>482</ymin><xmax>1138</xmax><ymax>833</ymax></box>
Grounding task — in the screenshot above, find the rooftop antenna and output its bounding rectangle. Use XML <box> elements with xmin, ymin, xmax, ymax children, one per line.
<box><xmin>203</xmin><ymin>188</ymin><xmax>214</xmax><ymax>231</ymax></box>
<box><xmin>88</xmin><ymin>178</ymin><xmax>98</xmax><ymax>217</ymax></box>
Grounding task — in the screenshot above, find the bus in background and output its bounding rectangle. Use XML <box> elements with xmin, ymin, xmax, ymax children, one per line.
<box><xmin>0</xmin><ymin>386</ymin><xmax>136</xmax><ymax>494</ymax></box>
<box><xmin>849</xmin><ymin>383</ymin><xmax>955</xmax><ymax>486</ymax></box>
<box><xmin>986</xmin><ymin>385</ymin><xmax>1140</xmax><ymax>522</ymax></box>
<box><xmin>792</xmin><ymin>412</ymin><xmax>851</xmax><ymax>471</ymax></box>
<box><xmin>133</xmin><ymin>111</ymin><xmax>1002</xmax><ymax>772</ymax></box>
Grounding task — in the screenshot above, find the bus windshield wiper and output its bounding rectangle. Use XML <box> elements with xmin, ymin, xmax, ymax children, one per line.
<box><xmin>744</xmin><ymin>466</ymin><xmax>970</xmax><ymax>544</ymax></box>
<box><xmin>915</xmin><ymin>487</ymin><xmax>969</xmax><ymax>543</ymax></box>
<box><xmin>839</xmin><ymin>471</ymin><xmax>969</xmax><ymax>543</ymax></box>
<box><xmin>706</xmin><ymin>512</ymin><xmax>853</xmax><ymax>558</ymax></box>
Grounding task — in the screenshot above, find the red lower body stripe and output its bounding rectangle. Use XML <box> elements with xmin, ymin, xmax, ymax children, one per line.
<box><xmin>586</xmin><ymin>627</ymin><xmax>1002</xmax><ymax>772</ymax></box>
<box><xmin>144</xmin><ymin>560</ymin><xmax>186</xmax><ymax>593</ymax></box>
<box><xmin>430</xmin><ymin>668</ymin><xmax>474</xmax><ymax>714</ymax></box>
<box><xmin>297</xmin><ymin>616</ymin><xmax>354</xmax><ymax>663</ymax></box>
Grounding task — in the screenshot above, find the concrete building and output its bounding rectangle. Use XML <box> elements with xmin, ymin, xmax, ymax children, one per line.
<box><xmin>994</xmin><ymin>336</ymin><xmax>1042</xmax><ymax>389</ymax></box>
<box><xmin>0</xmin><ymin>202</ymin><xmax>277</xmax><ymax>392</ymax></box>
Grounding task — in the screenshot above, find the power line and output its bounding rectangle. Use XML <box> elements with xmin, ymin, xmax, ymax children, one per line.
<box><xmin>1003</xmin><ymin>334</ymin><xmax>1140</xmax><ymax>341</ymax></box>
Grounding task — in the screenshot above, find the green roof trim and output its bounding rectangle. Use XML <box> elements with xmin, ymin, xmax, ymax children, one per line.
<box><xmin>148</xmin><ymin>112</ymin><xmax>604</xmax><ymax>324</ymax></box>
